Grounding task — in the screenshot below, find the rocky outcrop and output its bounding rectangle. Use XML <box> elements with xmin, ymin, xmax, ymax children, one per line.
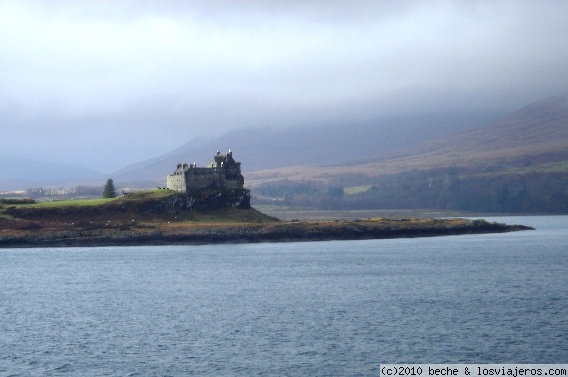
<box><xmin>115</xmin><ymin>190</ymin><xmax>251</xmax><ymax>212</ymax></box>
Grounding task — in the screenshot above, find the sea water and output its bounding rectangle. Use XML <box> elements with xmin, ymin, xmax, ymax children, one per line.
<box><xmin>1</xmin><ymin>216</ymin><xmax>567</xmax><ymax>376</ymax></box>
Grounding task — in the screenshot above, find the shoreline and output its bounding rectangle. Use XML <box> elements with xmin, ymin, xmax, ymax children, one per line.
<box><xmin>0</xmin><ymin>218</ymin><xmax>534</xmax><ymax>249</ymax></box>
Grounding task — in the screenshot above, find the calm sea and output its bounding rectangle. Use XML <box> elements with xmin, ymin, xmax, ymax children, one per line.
<box><xmin>1</xmin><ymin>216</ymin><xmax>567</xmax><ymax>376</ymax></box>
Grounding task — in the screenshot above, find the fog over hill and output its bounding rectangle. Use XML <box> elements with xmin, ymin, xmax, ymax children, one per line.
<box><xmin>1</xmin><ymin>94</ymin><xmax>566</xmax><ymax>192</ymax></box>
<box><xmin>2</xmin><ymin>1</ymin><xmax>568</xmax><ymax>182</ymax></box>
<box><xmin>244</xmin><ymin>94</ymin><xmax>568</xmax><ymax>214</ymax></box>
<box><xmin>0</xmin><ymin>157</ymin><xmax>103</xmax><ymax>190</ymax></box>
<box><xmin>112</xmin><ymin>93</ymin><xmax>568</xmax><ymax>188</ymax></box>
<box><xmin>245</xmin><ymin>94</ymin><xmax>568</xmax><ymax>184</ymax></box>
<box><xmin>112</xmin><ymin>111</ymin><xmax>498</xmax><ymax>186</ymax></box>
<box><xmin>358</xmin><ymin>94</ymin><xmax>568</xmax><ymax>171</ymax></box>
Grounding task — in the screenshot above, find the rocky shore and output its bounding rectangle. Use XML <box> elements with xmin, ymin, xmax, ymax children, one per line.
<box><xmin>0</xmin><ymin>218</ymin><xmax>533</xmax><ymax>248</ymax></box>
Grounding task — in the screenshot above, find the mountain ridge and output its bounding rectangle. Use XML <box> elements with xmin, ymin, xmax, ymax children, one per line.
<box><xmin>1</xmin><ymin>95</ymin><xmax>565</xmax><ymax>191</ymax></box>
<box><xmin>111</xmin><ymin>111</ymin><xmax>498</xmax><ymax>185</ymax></box>
<box><xmin>245</xmin><ymin>94</ymin><xmax>568</xmax><ymax>184</ymax></box>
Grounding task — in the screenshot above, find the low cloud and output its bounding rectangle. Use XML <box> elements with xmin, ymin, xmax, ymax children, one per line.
<box><xmin>1</xmin><ymin>1</ymin><xmax>567</xmax><ymax>172</ymax></box>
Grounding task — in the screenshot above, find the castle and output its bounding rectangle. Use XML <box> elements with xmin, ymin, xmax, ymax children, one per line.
<box><xmin>166</xmin><ymin>150</ymin><xmax>250</xmax><ymax>208</ymax></box>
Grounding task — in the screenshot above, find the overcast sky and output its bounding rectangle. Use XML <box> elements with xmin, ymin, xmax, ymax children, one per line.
<box><xmin>2</xmin><ymin>0</ymin><xmax>567</xmax><ymax>173</ymax></box>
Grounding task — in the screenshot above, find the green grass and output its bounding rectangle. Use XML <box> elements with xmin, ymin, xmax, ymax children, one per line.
<box><xmin>514</xmin><ymin>161</ymin><xmax>568</xmax><ymax>174</ymax></box>
<box><xmin>14</xmin><ymin>189</ymin><xmax>178</xmax><ymax>209</ymax></box>
<box><xmin>22</xmin><ymin>198</ymin><xmax>119</xmax><ymax>208</ymax></box>
<box><xmin>470</xmin><ymin>161</ymin><xmax>568</xmax><ymax>178</ymax></box>
<box><xmin>0</xmin><ymin>211</ymin><xmax>14</xmax><ymax>219</ymax></box>
<box><xmin>344</xmin><ymin>185</ymin><xmax>373</xmax><ymax>195</ymax></box>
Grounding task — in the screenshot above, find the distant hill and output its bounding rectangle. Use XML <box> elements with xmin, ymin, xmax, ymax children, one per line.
<box><xmin>0</xmin><ymin>156</ymin><xmax>103</xmax><ymax>190</ymax></box>
<box><xmin>112</xmin><ymin>112</ymin><xmax>496</xmax><ymax>185</ymax></box>
<box><xmin>5</xmin><ymin>94</ymin><xmax>566</xmax><ymax>213</ymax></box>
<box><xmin>366</xmin><ymin>94</ymin><xmax>568</xmax><ymax>171</ymax></box>
<box><xmin>246</xmin><ymin>95</ymin><xmax>568</xmax><ymax>213</ymax></box>
<box><xmin>246</xmin><ymin>94</ymin><xmax>568</xmax><ymax>183</ymax></box>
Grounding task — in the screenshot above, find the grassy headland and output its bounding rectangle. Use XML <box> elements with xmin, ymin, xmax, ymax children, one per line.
<box><xmin>0</xmin><ymin>190</ymin><xmax>533</xmax><ymax>248</ymax></box>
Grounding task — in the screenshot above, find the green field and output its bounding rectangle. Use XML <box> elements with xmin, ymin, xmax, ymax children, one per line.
<box><xmin>16</xmin><ymin>189</ymin><xmax>177</xmax><ymax>208</ymax></box>
<box><xmin>343</xmin><ymin>185</ymin><xmax>373</xmax><ymax>195</ymax></box>
<box><xmin>27</xmin><ymin>198</ymin><xmax>118</xmax><ymax>207</ymax></box>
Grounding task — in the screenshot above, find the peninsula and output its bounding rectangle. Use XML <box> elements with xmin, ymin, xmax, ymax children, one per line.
<box><xmin>0</xmin><ymin>150</ymin><xmax>533</xmax><ymax>248</ymax></box>
<box><xmin>0</xmin><ymin>190</ymin><xmax>532</xmax><ymax>248</ymax></box>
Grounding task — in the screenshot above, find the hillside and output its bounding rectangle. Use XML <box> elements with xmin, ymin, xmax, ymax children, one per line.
<box><xmin>3</xmin><ymin>94</ymin><xmax>566</xmax><ymax>214</ymax></box>
<box><xmin>107</xmin><ymin>95</ymin><xmax>568</xmax><ymax>213</ymax></box>
<box><xmin>246</xmin><ymin>95</ymin><xmax>568</xmax><ymax>213</ymax></box>
<box><xmin>247</xmin><ymin>94</ymin><xmax>568</xmax><ymax>183</ymax></box>
<box><xmin>111</xmin><ymin>112</ymin><xmax>494</xmax><ymax>185</ymax></box>
<box><xmin>364</xmin><ymin>94</ymin><xmax>568</xmax><ymax>171</ymax></box>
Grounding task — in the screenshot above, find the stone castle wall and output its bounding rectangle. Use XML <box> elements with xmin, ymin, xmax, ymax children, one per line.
<box><xmin>168</xmin><ymin>167</ymin><xmax>243</xmax><ymax>193</ymax></box>
<box><xmin>166</xmin><ymin>174</ymin><xmax>186</xmax><ymax>192</ymax></box>
<box><xmin>186</xmin><ymin>168</ymin><xmax>242</xmax><ymax>192</ymax></box>
<box><xmin>166</xmin><ymin>151</ymin><xmax>245</xmax><ymax>195</ymax></box>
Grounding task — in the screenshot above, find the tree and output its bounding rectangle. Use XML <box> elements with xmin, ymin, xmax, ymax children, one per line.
<box><xmin>102</xmin><ymin>179</ymin><xmax>117</xmax><ymax>198</ymax></box>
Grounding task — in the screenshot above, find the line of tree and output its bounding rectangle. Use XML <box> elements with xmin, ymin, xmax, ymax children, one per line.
<box><xmin>251</xmin><ymin>170</ymin><xmax>568</xmax><ymax>214</ymax></box>
<box><xmin>21</xmin><ymin>182</ymin><xmax>120</xmax><ymax>200</ymax></box>
<box><xmin>25</xmin><ymin>185</ymin><xmax>112</xmax><ymax>198</ymax></box>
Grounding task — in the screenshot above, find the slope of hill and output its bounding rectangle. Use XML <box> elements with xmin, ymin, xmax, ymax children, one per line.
<box><xmin>371</xmin><ymin>94</ymin><xmax>568</xmax><ymax>171</ymax></box>
<box><xmin>112</xmin><ymin>112</ymin><xmax>495</xmax><ymax>185</ymax></box>
<box><xmin>246</xmin><ymin>94</ymin><xmax>568</xmax><ymax>183</ymax></box>
<box><xmin>246</xmin><ymin>95</ymin><xmax>568</xmax><ymax>213</ymax></box>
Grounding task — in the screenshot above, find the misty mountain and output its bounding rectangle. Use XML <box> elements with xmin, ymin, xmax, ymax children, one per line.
<box><xmin>0</xmin><ymin>156</ymin><xmax>103</xmax><ymax>189</ymax></box>
<box><xmin>356</xmin><ymin>94</ymin><xmax>568</xmax><ymax>172</ymax></box>
<box><xmin>246</xmin><ymin>95</ymin><xmax>568</xmax><ymax>213</ymax></box>
<box><xmin>244</xmin><ymin>94</ymin><xmax>568</xmax><ymax>185</ymax></box>
<box><xmin>112</xmin><ymin>112</ymin><xmax>498</xmax><ymax>185</ymax></box>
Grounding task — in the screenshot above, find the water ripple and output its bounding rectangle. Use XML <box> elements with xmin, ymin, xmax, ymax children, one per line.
<box><xmin>1</xmin><ymin>216</ymin><xmax>567</xmax><ymax>375</ymax></box>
